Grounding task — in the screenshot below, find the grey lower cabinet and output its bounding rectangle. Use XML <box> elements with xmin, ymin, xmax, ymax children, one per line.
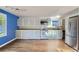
<box><xmin>16</xmin><ymin>30</ymin><xmax>22</xmax><ymax>39</ymax></box>
<box><xmin>16</xmin><ymin>30</ymin><xmax>62</xmax><ymax>40</ymax></box>
<box><xmin>16</xmin><ymin>30</ymin><xmax>41</xmax><ymax>39</ymax></box>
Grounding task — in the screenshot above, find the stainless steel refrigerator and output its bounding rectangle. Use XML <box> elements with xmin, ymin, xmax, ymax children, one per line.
<box><xmin>65</xmin><ymin>15</ymin><xmax>79</xmax><ymax>51</ymax></box>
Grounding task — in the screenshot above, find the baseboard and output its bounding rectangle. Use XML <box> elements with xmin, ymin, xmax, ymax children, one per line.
<box><xmin>0</xmin><ymin>38</ymin><xmax>16</xmax><ymax>48</ymax></box>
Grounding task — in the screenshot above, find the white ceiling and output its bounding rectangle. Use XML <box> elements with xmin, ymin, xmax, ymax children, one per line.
<box><xmin>0</xmin><ymin>6</ymin><xmax>78</xmax><ymax>17</ymax></box>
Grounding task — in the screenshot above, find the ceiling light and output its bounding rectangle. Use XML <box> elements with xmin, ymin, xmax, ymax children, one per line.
<box><xmin>50</xmin><ymin>15</ymin><xmax>61</xmax><ymax>19</ymax></box>
<box><xmin>56</xmin><ymin>15</ymin><xmax>61</xmax><ymax>18</ymax></box>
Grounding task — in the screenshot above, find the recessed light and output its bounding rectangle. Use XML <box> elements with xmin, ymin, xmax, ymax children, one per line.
<box><xmin>56</xmin><ymin>15</ymin><xmax>61</xmax><ymax>18</ymax></box>
<box><xmin>50</xmin><ymin>15</ymin><xmax>61</xmax><ymax>19</ymax></box>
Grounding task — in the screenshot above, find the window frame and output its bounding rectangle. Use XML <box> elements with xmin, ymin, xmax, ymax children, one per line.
<box><xmin>0</xmin><ymin>13</ymin><xmax>7</xmax><ymax>37</ymax></box>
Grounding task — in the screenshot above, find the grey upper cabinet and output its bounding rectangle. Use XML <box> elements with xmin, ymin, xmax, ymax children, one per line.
<box><xmin>18</xmin><ymin>16</ymin><xmax>42</xmax><ymax>29</ymax></box>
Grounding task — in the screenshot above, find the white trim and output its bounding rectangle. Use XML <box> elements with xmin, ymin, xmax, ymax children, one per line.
<box><xmin>0</xmin><ymin>38</ymin><xmax>16</xmax><ymax>48</ymax></box>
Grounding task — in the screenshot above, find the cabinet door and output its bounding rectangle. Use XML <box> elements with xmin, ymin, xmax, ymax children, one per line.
<box><xmin>21</xmin><ymin>30</ymin><xmax>40</xmax><ymax>39</ymax></box>
<box><xmin>47</xmin><ymin>30</ymin><xmax>62</xmax><ymax>39</ymax></box>
<box><xmin>16</xmin><ymin>30</ymin><xmax>22</xmax><ymax>39</ymax></box>
<box><xmin>32</xmin><ymin>30</ymin><xmax>40</xmax><ymax>39</ymax></box>
<box><xmin>18</xmin><ymin>17</ymin><xmax>41</xmax><ymax>29</ymax></box>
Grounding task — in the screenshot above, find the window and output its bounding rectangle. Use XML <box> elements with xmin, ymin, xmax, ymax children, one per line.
<box><xmin>48</xmin><ymin>18</ymin><xmax>60</xmax><ymax>28</ymax></box>
<box><xmin>0</xmin><ymin>13</ymin><xmax>7</xmax><ymax>37</ymax></box>
<box><xmin>52</xmin><ymin>20</ymin><xmax>59</xmax><ymax>27</ymax></box>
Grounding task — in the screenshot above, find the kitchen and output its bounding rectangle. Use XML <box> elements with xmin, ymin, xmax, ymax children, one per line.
<box><xmin>0</xmin><ymin>6</ymin><xmax>79</xmax><ymax>52</ymax></box>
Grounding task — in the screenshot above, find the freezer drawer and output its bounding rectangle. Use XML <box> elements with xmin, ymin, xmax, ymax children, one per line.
<box><xmin>65</xmin><ymin>35</ymin><xmax>77</xmax><ymax>48</ymax></box>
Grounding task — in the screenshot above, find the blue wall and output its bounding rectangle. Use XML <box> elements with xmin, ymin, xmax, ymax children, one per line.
<box><xmin>0</xmin><ymin>9</ymin><xmax>19</xmax><ymax>46</ymax></box>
